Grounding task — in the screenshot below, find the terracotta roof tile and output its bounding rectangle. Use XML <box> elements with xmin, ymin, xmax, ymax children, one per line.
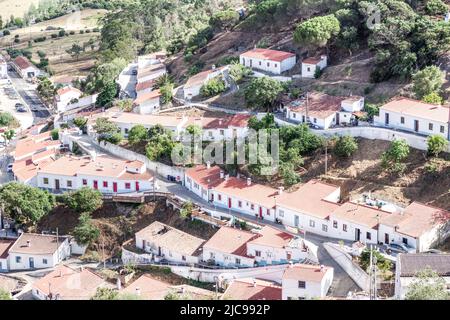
<box><xmin>9</xmin><ymin>233</ymin><xmax>68</xmax><ymax>255</ymax></box>
<box><xmin>133</xmin><ymin>89</ymin><xmax>161</xmax><ymax>105</ymax></box>
<box><xmin>380</xmin><ymin>97</ymin><xmax>450</xmax><ymax>123</ymax></box>
<box><xmin>241</xmin><ymin>48</ymin><xmax>295</xmax><ymax>62</ymax></box>
<box><xmin>223</xmin><ymin>278</ymin><xmax>282</xmax><ymax>300</ymax></box>
<box><xmin>283</xmin><ymin>264</ymin><xmax>332</xmax><ymax>282</ymax></box>
<box><xmin>287</xmin><ymin>92</ymin><xmax>346</xmax><ymax>119</ymax></box>
<box><xmin>202</xmin><ymin>226</ymin><xmax>257</xmax><ymax>258</ymax></box>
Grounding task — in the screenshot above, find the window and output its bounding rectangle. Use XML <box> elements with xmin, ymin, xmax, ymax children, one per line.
<box><xmin>220</xmin><ymin>130</ymin><xmax>224</xmax><ymax>135</ymax></box>
<box><xmin>208</xmin><ymin>131</ymin><xmax>213</xmax><ymax>137</ymax></box>
<box><xmin>343</xmin><ymin>224</ymin><xmax>347</xmax><ymax>232</ymax></box>
<box><xmin>279</xmin><ymin>210</ymin><xmax>284</xmax><ymax>217</ymax></box>
<box><xmin>298</xmin><ymin>281</ymin><xmax>306</xmax><ymax>289</ymax></box>
<box><xmin>440</xmin><ymin>126</ymin><xmax>445</xmax><ymax>133</ymax></box>
<box><xmin>259</xmin><ymin>61</ymin><xmax>262</xmax><ymax>66</ymax></box>
<box><xmin>124</xmin><ymin>128</ymin><xmax>129</xmax><ymax>134</ymax></box>
<box><xmin>250</xmin><ymin>204</ymin><xmax>254</xmax><ymax>210</ymax></box>
<box><xmin>210</xmin><ymin>252</ymin><xmax>215</xmax><ymax>259</ymax></box>
<box><xmin>333</xmin><ymin>221</ymin><xmax>338</xmax><ymax>229</ymax></box>
<box><xmin>125</xmin><ymin>182</ymin><xmax>131</xmax><ymax>189</ymax></box>
<box><xmin>293</xmin><ymin>113</ymin><xmax>296</xmax><ymax>118</ymax></box>
<box><xmin>194</xmin><ymin>182</ymin><xmax>199</xmax><ymax>189</ymax></box>
<box><xmin>67</xmin><ymin>180</ymin><xmax>72</xmax><ymax>188</ymax></box>
<box><xmin>322</xmin><ymin>224</ymin><xmax>328</xmax><ymax>232</ymax></box>
<box><xmin>238</xmin><ymin>201</ymin><xmax>242</xmax><ymax>208</ymax></box>
<box><xmin>266</xmin><ymin>209</ymin><xmax>270</xmax><ymax>216</ymax></box>
<box><xmin>313</xmin><ymin>118</ymin><xmax>317</xmax><ymax>123</ymax></box>
<box><xmin>43</xmin><ymin>258</ymin><xmax>48</xmax><ymax>264</ymax></box>
<box><xmin>255</xmin><ymin>250</ymin><xmax>261</xmax><ymax>257</ymax></box>
<box><xmin>235</xmin><ymin>258</ymin><xmax>241</xmax><ymax>265</ymax></box>
<box><xmin>402</xmin><ymin>237</ymin><xmax>408</xmax><ymax>245</ymax></box>
<box><xmin>15</xmin><ymin>256</ymin><xmax>21</xmax><ymax>263</ymax></box>
<box><xmin>274</xmin><ymin>64</ymin><xmax>278</xmax><ymax>68</ymax></box>
<box><xmin>267</xmin><ymin>62</ymin><xmax>270</xmax><ymax>67</ymax></box>
<box><xmin>82</xmin><ymin>179</ymin><xmax>87</xmax><ymax>185</ymax></box>
<box><xmin>182</xmin><ymin>255</ymin><xmax>186</xmax><ymax>261</ymax></box>
<box><xmin>429</xmin><ymin>123</ymin><xmax>433</xmax><ymax>131</ymax></box>
<box><xmin>309</xmin><ymin>220</ymin><xmax>315</xmax><ymax>228</ymax></box>
<box><xmin>366</xmin><ymin>232</ymin><xmax>371</xmax><ymax>240</ymax></box>
<box><xmin>218</xmin><ymin>194</ymin><xmax>222</xmax><ymax>201</ymax></box>
<box><xmin>400</xmin><ymin>117</ymin><xmax>405</xmax><ymax>124</ymax></box>
<box><xmin>43</xmin><ymin>178</ymin><xmax>49</xmax><ymax>185</ymax></box>
<box><xmin>307</xmin><ymin>67</ymin><xmax>311</xmax><ymax>72</ymax></box>
<box><xmin>103</xmin><ymin>181</ymin><xmax>108</xmax><ymax>188</ymax></box>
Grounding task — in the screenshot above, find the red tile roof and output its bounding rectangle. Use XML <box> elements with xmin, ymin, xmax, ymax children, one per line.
<box><xmin>133</xmin><ymin>89</ymin><xmax>161</xmax><ymax>105</ymax></box>
<box><xmin>185</xmin><ymin>165</ymin><xmax>223</xmax><ymax>189</ymax></box>
<box><xmin>13</xmin><ymin>56</ymin><xmax>32</xmax><ymax>70</ymax></box>
<box><xmin>247</xmin><ymin>225</ymin><xmax>295</xmax><ymax>249</ymax></box>
<box><xmin>302</xmin><ymin>57</ymin><xmax>322</xmax><ymax>64</ymax></box>
<box><xmin>223</xmin><ymin>278</ymin><xmax>282</xmax><ymax>300</ymax></box>
<box><xmin>0</xmin><ymin>240</ymin><xmax>15</xmax><ymax>259</ymax></box>
<box><xmin>203</xmin><ymin>226</ymin><xmax>257</xmax><ymax>258</ymax></box>
<box><xmin>283</xmin><ymin>264</ymin><xmax>332</xmax><ymax>282</ymax></box>
<box><xmin>9</xmin><ymin>233</ymin><xmax>68</xmax><ymax>255</ymax></box>
<box><xmin>331</xmin><ymin>202</ymin><xmax>390</xmax><ymax>228</ymax></box>
<box><xmin>287</xmin><ymin>92</ymin><xmax>346</xmax><ymax>119</ymax></box>
<box><xmin>56</xmin><ymin>86</ymin><xmax>82</xmax><ymax>97</ymax></box>
<box><xmin>136</xmin><ymin>80</ymin><xmax>155</xmax><ymax>92</ymax></box>
<box><xmin>241</xmin><ymin>48</ymin><xmax>296</xmax><ymax>62</ymax></box>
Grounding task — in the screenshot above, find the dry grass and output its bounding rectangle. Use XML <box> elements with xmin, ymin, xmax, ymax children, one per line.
<box><xmin>0</xmin><ymin>0</ymin><xmax>40</xmax><ymax>21</ymax></box>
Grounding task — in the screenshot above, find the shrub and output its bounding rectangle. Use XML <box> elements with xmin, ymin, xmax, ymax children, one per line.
<box><xmin>427</xmin><ymin>135</ymin><xmax>448</xmax><ymax>157</ymax></box>
<box><xmin>73</xmin><ymin>212</ymin><xmax>100</xmax><ymax>246</ymax></box>
<box><xmin>3</xmin><ymin>30</ymin><xmax>11</xmax><ymax>36</ymax></box>
<box><xmin>381</xmin><ymin>139</ymin><xmax>410</xmax><ymax>173</ymax></box>
<box><xmin>51</xmin><ymin>128</ymin><xmax>59</xmax><ymax>140</ymax></box>
<box><xmin>58</xmin><ymin>29</ymin><xmax>66</xmax><ymax>37</ymax></box>
<box><xmin>425</xmin><ymin>0</ymin><xmax>448</xmax><ymax>15</ymax></box>
<box><xmin>334</xmin><ymin>135</ymin><xmax>358</xmax><ymax>158</ymax></box>
<box><xmin>66</xmin><ymin>187</ymin><xmax>103</xmax><ymax>213</ymax></box>
<box><xmin>69</xmin><ymin>31</ymin><xmax>75</xmax><ymax>35</ymax></box>
<box><xmin>422</xmin><ymin>91</ymin><xmax>443</xmax><ymax>104</ymax></box>
<box><xmin>51</xmin><ymin>33</ymin><xmax>58</xmax><ymax>39</ymax></box>
<box><xmin>200</xmin><ymin>77</ymin><xmax>226</xmax><ymax>97</ymax></box>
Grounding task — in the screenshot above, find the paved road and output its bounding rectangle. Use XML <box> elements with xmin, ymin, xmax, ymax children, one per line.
<box><xmin>117</xmin><ymin>62</ymin><xmax>137</xmax><ymax>99</ymax></box>
<box><xmin>7</xmin><ymin>68</ymin><xmax>51</xmax><ymax>124</ymax></box>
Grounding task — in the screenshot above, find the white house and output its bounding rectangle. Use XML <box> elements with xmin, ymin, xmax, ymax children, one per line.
<box><xmin>240</xmin><ymin>48</ymin><xmax>296</xmax><ymax>75</ymax></box>
<box><xmin>8</xmin><ymin>233</ymin><xmax>71</xmax><ymax>271</ymax></box>
<box><xmin>285</xmin><ymin>92</ymin><xmax>365</xmax><ymax>129</ymax></box>
<box><xmin>302</xmin><ymin>55</ymin><xmax>328</xmax><ymax>78</ymax></box>
<box><xmin>137</xmin><ymin>52</ymin><xmax>166</xmax><ymax>69</ymax></box>
<box><xmin>201</xmin><ymin>226</ymin><xmax>257</xmax><ymax>268</ymax></box>
<box><xmin>133</xmin><ymin>89</ymin><xmax>161</xmax><ymax>114</ymax></box>
<box><xmin>183</xmin><ymin>66</ymin><xmax>228</xmax><ymax>100</ymax></box>
<box><xmin>282</xmin><ymin>264</ymin><xmax>334</xmax><ymax>300</ymax></box>
<box><xmin>135</xmin><ymin>221</ymin><xmax>205</xmax><ymax>265</ymax></box>
<box><xmin>32</xmin><ymin>265</ymin><xmax>109</xmax><ymax>300</ymax></box>
<box><xmin>0</xmin><ymin>55</ymin><xmax>7</xmax><ymax>79</ymax></box>
<box><xmin>395</xmin><ymin>253</ymin><xmax>450</xmax><ymax>299</ymax></box>
<box><xmin>246</xmin><ymin>226</ymin><xmax>319</xmax><ymax>264</ymax></box>
<box><xmin>54</xmin><ymin>86</ymin><xmax>83</xmax><ymax>113</ymax></box>
<box><xmin>12</xmin><ymin>56</ymin><xmax>41</xmax><ymax>79</ymax></box>
<box><xmin>374</xmin><ymin>97</ymin><xmax>450</xmax><ymax>140</ymax></box>
<box><xmin>36</xmin><ymin>155</ymin><xmax>154</xmax><ymax>194</ymax></box>
<box><xmin>136</xmin><ymin>79</ymin><xmax>155</xmax><ymax>97</ymax></box>
<box><xmin>137</xmin><ymin>64</ymin><xmax>166</xmax><ymax>84</ymax></box>
<box><xmin>0</xmin><ymin>240</ymin><xmax>14</xmax><ymax>272</ymax></box>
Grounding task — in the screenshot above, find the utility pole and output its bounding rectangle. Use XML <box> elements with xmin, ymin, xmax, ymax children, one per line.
<box><xmin>372</xmin><ymin>254</ymin><xmax>378</xmax><ymax>300</ymax></box>
<box><xmin>324</xmin><ymin>142</ymin><xmax>328</xmax><ymax>175</ymax></box>
<box><xmin>369</xmin><ymin>245</ymin><xmax>373</xmax><ymax>300</ymax></box>
<box><xmin>102</xmin><ymin>236</ymin><xmax>106</xmax><ymax>269</ymax></box>
<box><xmin>56</xmin><ymin>228</ymin><xmax>59</xmax><ymax>263</ymax></box>
<box><xmin>305</xmin><ymin>92</ymin><xmax>309</xmax><ymax>124</ymax></box>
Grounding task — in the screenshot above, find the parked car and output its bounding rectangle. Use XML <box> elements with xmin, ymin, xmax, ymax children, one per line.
<box><xmin>423</xmin><ymin>249</ymin><xmax>444</xmax><ymax>254</ymax></box>
<box><xmin>385</xmin><ymin>243</ymin><xmax>416</xmax><ymax>254</ymax></box>
<box><xmin>131</xmin><ymin>69</ymin><xmax>138</xmax><ymax>75</ymax></box>
<box><xmin>16</xmin><ymin>106</ymin><xmax>27</xmax><ymax>112</ymax></box>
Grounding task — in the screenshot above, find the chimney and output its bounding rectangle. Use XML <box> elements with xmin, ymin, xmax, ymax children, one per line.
<box><xmin>206</xmin><ymin>161</ymin><xmax>211</xmax><ymax>169</ymax></box>
<box><xmin>225</xmin><ymin>174</ymin><xmax>229</xmax><ymax>181</ymax></box>
<box><xmin>252</xmin><ymin>279</ymin><xmax>257</xmax><ymax>287</ymax></box>
<box><xmin>59</xmin><ymin>270</ymin><xmax>63</xmax><ymax>277</ymax></box>
<box><xmin>116</xmin><ymin>278</ymin><xmax>122</xmax><ymax>290</ymax></box>
<box><xmin>220</xmin><ymin>170</ymin><xmax>224</xmax><ymax>179</ymax></box>
<box><xmin>278</xmin><ymin>187</ymin><xmax>284</xmax><ymax>195</ymax></box>
<box><xmin>247</xmin><ymin>177</ymin><xmax>251</xmax><ymax>186</ymax></box>
<box><xmin>288</xmin><ymin>261</ymin><xmax>293</xmax><ymax>268</ymax></box>
<box><xmin>219</xmin><ymin>119</ymin><xmax>222</xmax><ymax>125</ymax></box>
<box><xmin>211</xmin><ymin>64</ymin><xmax>216</xmax><ymax>70</ymax></box>
<box><xmin>26</xmin><ymin>240</ymin><xmax>31</xmax><ymax>247</ymax></box>
<box><xmin>320</xmin><ymin>265</ymin><xmax>324</xmax><ymax>272</ymax></box>
<box><xmin>135</xmin><ymin>287</ymin><xmax>141</xmax><ymax>296</ymax></box>
<box><xmin>236</xmin><ymin>172</ymin><xmax>240</xmax><ymax>179</ymax></box>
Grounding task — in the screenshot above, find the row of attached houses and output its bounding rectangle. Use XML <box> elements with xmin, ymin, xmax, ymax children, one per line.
<box><xmin>223</xmin><ymin>264</ymin><xmax>334</xmax><ymax>300</ymax></box>
<box><xmin>0</xmin><ymin>233</ymin><xmax>71</xmax><ymax>272</ymax></box>
<box><xmin>133</xmin><ymin>222</ymin><xmax>319</xmax><ymax>267</ymax></box>
<box><xmin>285</xmin><ymin>91</ymin><xmax>365</xmax><ymax>129</ymax></box>
<box><xmin>374</xmin><ymin>97</ymin><xmax>450</xmax><ymax>140</ymax></box>
<box><xmin>89</xmin><ymin>108</ymin><xmax>252</xmax><ymax>141</ymax></box>
<box><xmin>133</xmin><ymin>53</ymin><xmax>167</xmax><ymax>114</ymax></box>
<box><xmin>184</xmin><ymin>165</ymin><xmax>450</xmax><ymax>252</ymax></box>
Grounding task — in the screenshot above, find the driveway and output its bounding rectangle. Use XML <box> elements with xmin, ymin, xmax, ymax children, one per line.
<box><xmin>117</xmin><ymin>63</ymin><xmax>137</xmax><ymax>99</ymax></box>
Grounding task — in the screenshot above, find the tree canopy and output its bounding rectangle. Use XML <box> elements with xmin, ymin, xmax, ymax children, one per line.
<box><xmin>293</xmin><ymin>14</ymin><xmax>340</xmax><ymax>48</ymax></box>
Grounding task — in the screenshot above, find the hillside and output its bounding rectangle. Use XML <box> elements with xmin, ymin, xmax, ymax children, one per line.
<box><xmin>0</xmin><ymin>0</ymin><xmax>40</xmax><ymax>20</ymax></box>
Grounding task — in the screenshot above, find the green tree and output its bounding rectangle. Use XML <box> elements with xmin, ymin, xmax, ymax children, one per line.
<box><xmin>229</xmin><ymin>63</ymin><xmax>252</xmax><ymax>83</ymax></box>
<box><xmin>0</xmin><ymin>182</ymin><xmax>55</xmax><ymax>225</ymax></box>
<box><xmin>334</xmin><ymin>135</ymin><xmax>358</xmax><ymax>158</ymax></box>
<box><xmin>91</xmin><ymin>287</ymin><xmax>119</xmax><ymax>300</ymax></box>
<box><xmin>280</xmin><ymin>162</ymin><xmax>300</xmax><ymax>187</ymax></box>
<box><xmin>200</xmin><ymin>77</ymin><xmax>226</xmax><ymax>98</ymax></box>
<box><xmin>96</xmin><ymin>82</ymin><xmax>117</xmax><ymax>107</ymax></box>
<box><xmin>422</xmin><ymin>91</ymin><xmax>443</xmax><ymax>104</ymax></box>
<box><xmin>425</xmin><ymin>0</ymin><xmax>448</xmax><ymax>15</ymax></box>
<box><xmin>2</xmin><ymin>129</ymin><xmax>15</xmax><ymax>145</ymax></box>
<box><xmin>405</xmin><ymin>267</ymin><xmax>449</xmax><ymax>300</ymax></box>
<box><xmin>116</xmin><ymin>99</ymin><xmax>134</xmax><ymax>112</ymax></box>
<box><xmin>210</xmin><ymin>9</ymin><xmax>240</xmax><ymax>30</ymax></box>
<box><xmin>294</xmin><ymin>14</ymin><xmax>340</xmax><ymax>48</ymax></box>
<box><xmin>66</xmin><ymin>43</ymin><xmax>84</xmax><ymax>61</ymax></box>
<box><xmin>359</xmin><ymin>249</ymin><xmax>392</xmax><ymax>273</ymax></box>
<box><xmin>412</xmin><ymin>66</ymin><xmax>443</xmax><ymax>99</ymax></box>
<box><xmin>180</xmin><ymin>201</ymin><xmax>194</xmax><ymax>219</ymax></box>
<box><xmin>0</xmin><ymin>112</ymin><xmax>16</xmax><ymax>127</ymax></box>
<box><xmin>427</xmin><ymin>135</ymin><xmax>448</xmax><ymax>157</ymax></box>
<box><xmin>73</xmin><ymin>212</ymin><xmax>100</xmax><ymax>246</ymax></box>
<box><xmin>381</xmin><ymin>139</ymin><xmax>410</xmax><ymax>173</ymax></box>
<box><xmin>36</xmin><ymin>77</ymin><xmax>56</xmax><ymax>105</ymax></box>
<box><xmin>51</xmin><ymin>128</ymin><xmax>59</xmax><ymax>141</ymax></box>
<box><xmin>67</xmin><ymin>187</ymin><xmax>103</xmax><ymax>214</ymax></box>
<box><xmin>244</xmin><ymin>77</ymin><xmax>284</xmax><ymax>111</ymax></box>
<box><xmin>160</xmin><ymin>83</ymin><xmax>174</xmax><ymax>104</ymax></box>
<box><xmin>73</xmin><ymin>117</ymin><xmax>88</xmax><ymax>130</ymax></box>
<box><xmin>128</xmin><ymin>125</ymin><xmax>148</xmax><ymax>145</ymax></box>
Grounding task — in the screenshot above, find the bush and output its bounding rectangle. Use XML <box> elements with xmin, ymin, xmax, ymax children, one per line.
<box><xmin>73</xmin><ymin>212</ymin><xmax>100</xmax><ymax>246</ymax></box>
<box><xmin>200</xmin><ymin>77</ymin><xmax>226</xmax><ymax>97</ymax></box>
<box><xmin>128</xmin><ymin>125</ymin><xmax>148</xmax><ymax>145</ymax></box>
<box><xmin>34</xmin><ymin>36</ymin><xmax>47</xmax><ymax>43</ymax></box>
<box><xmin>3</xmin><ymin>30</ymin><xmax>11</xmax><ymax>36</ymax></box>
<box><xmin>359</xmin><ymin>249</ymin><xmax>392</xmax><ymax>273</ymax></box>
<box><xmin>381</xmin><ymin>139</ymin><xmax>410</xmax><ymax>173</ymax></box>
<box><xmin>334</xmin><ymin>136</ymin><xmax>358</xmax><ymax>158</ymax></box>
<box><xmin>422</xmin><ymin>91</ymin><xmax>443</xmax><ymax>104</ymax></box>
<box><xmin>51</xmin><ymin>128</ymin><xmax>59</xmax><ymax>140</ymax></box>
<box><xmin>69</xmin><ymin>31</ymin><xmax>75</xmax><ymax>35</ymax></box>
<box><xmin>427</xmin><ymin>135</ymin><xmax>448</xmax><ymax>157</ymax></box>
<box><xmin>51</xmin><ymin>33</ymin><xmax>58</xmax><ymax>39</ymax></box>
<box><xmin>58</xmin><ymin>29</ymin><xmax>66</xmax><ymax>37</ymax></box>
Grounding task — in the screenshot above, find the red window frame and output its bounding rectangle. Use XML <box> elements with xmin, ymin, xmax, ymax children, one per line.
<box><xmin>218</xmin><ymin>194</ymin><xmax>222</xmax><ymax>201</ymax></box>
<box><xmin>125</xmin><ymin>182</ymin><xmax>131</xmax><ymax>189</ymax></box>
<box><xmin>103</xmin><ymin>181</ymin><xmax>108</xmax><ymax>188</ymax></box>
<box><xmin>238</xmin><ymin>201</ymin><xmax>242</xmax><ymax>208</ymax></box>
<box><xmin>82</xmin><ymin>179</ymin><xmax>87</xmax><ymax>185</ymax></box>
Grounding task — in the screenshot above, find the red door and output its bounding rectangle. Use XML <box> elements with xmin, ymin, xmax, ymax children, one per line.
<box><xmin>113</xmin><ymin>182</ymin><xmax>118</xmax><ymax>193</ymax></box>
<box><xmin>93</xmin><ymin>180</ymin><xmax>98</xmax><ymax>190</ymax></box>
<box><xmin>135</xmin><ymin>181</ymin><xmax>140</xmax><ymax>192</ymax></box>
<box><xmin>259</xmin><ymin>207</ymin><xmax>263</xmax><ymax>218</ymax></box>
<box><xmin>228</xmin><ymin>198</ymin><xmax>232</xmax><ymax>208</ymax></box>
<box><xmin>211</xmin><ymin>193</ymin><xmax>214</xmax><ymax>202</ymax></box>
